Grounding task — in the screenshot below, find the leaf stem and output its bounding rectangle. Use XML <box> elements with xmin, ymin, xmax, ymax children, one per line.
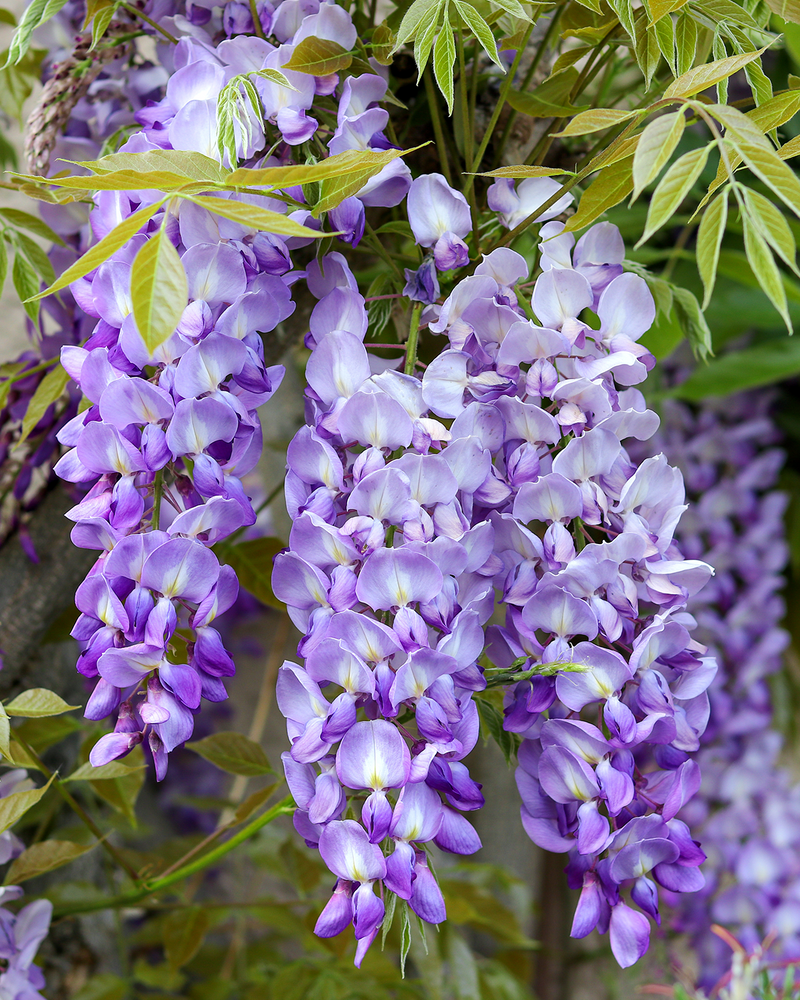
<box><xmin>1</xmin><ymin>356</ymin><xmax>58</xmax><ymax>385</ymax></box>
<box><xmin>151</xmin><ymin>469</ymin><xmax>163</xmax><ymax>530</ymax></box>
<box><xmin>120</xmin><ymin>2</ymin><xmax>178</xmax><ymax>43</ymax></box>
<box><xmin>464</xmin><ymin>18</ymin><xmax>536</xmax><ymax>195</ymax></box>
<box><xmin>404</xmin><ymin>302</ymin><xmax>423</xmax><ymax>375</ymax></box>
<box><xmin>248</xmin><ymin>0</ymin><xmax>266</xmax><ymax>38</ymax></box>
<box><xmin>457</xmin><ymin>30</ymin><xmax>474</xmax><ymax>173</ymax></box>
<box><xmin>364</xmin><ymin>222</ymin><xmax>403</xmax><ymax>280</ymax></box>
<box><xmin>424</xmin><ymin>68</ymin><xmax>454</xmax><ymax>186</ymax></box>
<box><xmin>53</xmin><ymin>794</ymin><xmax>295</xmax><ymax>919</ymax></box>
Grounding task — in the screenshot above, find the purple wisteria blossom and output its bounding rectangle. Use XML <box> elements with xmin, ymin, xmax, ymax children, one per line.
<box><xmin>634</xmin><ymin>384</ymin><xmax>797</xmax><ymax>991</ymax></box>
<box><xmin>275</xmin><ymin>213</ymin><xmax>714</xmax><ymax>968</ymax></box>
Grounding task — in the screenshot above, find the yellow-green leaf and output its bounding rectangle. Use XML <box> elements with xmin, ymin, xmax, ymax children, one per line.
<box><xmin>180</xmin><ymin>194</ymin><xmax>325</xmax><ymax>237</ymax></box>
<box><xmin>233</xmin><ymin>783</ymin><xmax>279</xmax><ymax>824</ymax></box>
<box><xmin>21</xmin><ymin>169</ymin><xmax>208</xmax><ymax>193</ymax></box>
<box><xmin>563</xmin><ymin>155</ymin><xmax>635</xmax><ymax>233</ymax></box>
<box><xmin>130</xmin><ymin>229</ymin><xmax>188</xmax><ymax>355</ymax></box>
<box><xmin>0</xmin><ymin>703</ymin><xmax>11</xmax><ymax>760</ymax></box>
<box><xmin>662</xmin><ymin>45</ymin><xmax>767</xmax><ymax>99</ymax></box>
<box><xmin>735</xmin><ymin>139</ymin><xmax>800</xmax><ymax>218</ymax></box>
<box><xmin>73</xmin><ymin>149</ymin><xmax>228</xmax><ymax>182</ymax></box>
<box><xmin>313</xmin><ymin>146</ymin><xmax>424</xmax><ymax>216</ymax></box>
<box><xmin>762</xmin><ymin>0</ymin><xmax>800</xmax><ymax>24</ymax></box>
<box><xmin>371</xmin><ymin>22</ymin><xmax>395</xmax><ymax>64</ymax></box>
<box><xmin>648</xmin><ymin>0</ymin><xmax>689</xmax><ymax>24</ymax></box>
<box><xmin>0</xmin><ymin>774</ymin><xmax>54</xmax><ymax>835</ymax></box>
<box><xmin>552</xmin><ymin>108</ymin><xmax>638</xmax><ymax>137</ymax></box>
<box><xmin>16</xmin><ymin>365</ymin><xmax>69</xmax><ymax>448</ymax></box>
<box><xmin>5</xmin><ymin>839</ymin><xmax>94</xmax><ymax>884</ymax></box>
<box><xmin>453</xmin><ymin>1</ymin><xmax>502</xmax><ymax>68</ymax></box>
<box><xmin>186</xmin><ymin>732</ymin><xmax>274</xmax><ymax>776</ymax></box>
<box><xmin>742</xmin><ymin>187</ymin><xmax>799</xmax><ymax>273</ymax></box>
<box><xmin>475</xmin><ymin>165</ymin><xmax>572</xmax><ymax>177</ymax></box>
<box><xmin>5</xmin><ymin>688</ymin><xmax>79</xmax><ymax>717</ymax></box>
<box><xmin>743</xmin><ymin>214</ymin><xmax>791</xmax><ymax>329</ymax></box>
<box><xmin>632</xmin><ymin>110</ymin><xmax>686</xmax><ymax>198</ymax></box>
<box><xmin>675</xmin><ymin>10</ymin><xmax>697</xmax><ymax>75</ymax></box>
<box><xmin>638</xmin><ymin>144</ymin><xmax>709</xmax><ymax>244</ymax></box>
<box><xmin>697</xmin><ymin>188</ymin><xmax>728</xmax><ymax>307</ymax></box>
<box><xmin>393</xmin><ymin>0</ymin><xmax>444</xmax><ymax>51</ymax></box>
<box><xmin>29</xmin><ymin>199</ymin><xmax>167</xmax><ymax>301</ymax></box>
<box><xmin>432</xmin><ymin>19</ymin><xmax>456</xmax><ymax>114</ymax></box>
<box><xmin>227</xmin><ymin>148</ymin><xmax>411</xmax><ymax>189</ymax></box>
<box><xmin>0</xmin><ymin>207</ymin><xmax>65</xmax><ymax>246</ymax></box>
<box><xmin>89</xmin><ymin>746</ymin><xmax>145</xmax><ymax>825</ymax></box>
<box><xmin>281</xmin><ymin>37</ymin><xmax>353</xmax><ymax>75</ymax></box>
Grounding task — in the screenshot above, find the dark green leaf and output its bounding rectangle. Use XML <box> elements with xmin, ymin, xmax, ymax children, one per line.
<box><xmin>164</xmin><ymin>908</ymin><xmax>210</xmax><ymax>971</ymax></box>
<box><xmin>5</xmin><ymin>839</ymin><xmax>94</xmax><ymax>884</ymax></box>
<box><xmin>17</xmin><ymin>364</ymin><xmax>69</xmax><ymax>447</ymax></box>
<box><xmin>0</xmin><ymin>207</ymin><xmax>65</xmax><ymax>246</ymax></box>
<box><xmin>0</xmin><ymin>775</ymin><xmax>54</xmax><ymax>834</ymax></box>
<box><xmin>221</xmin><ymin>536</ymin><xmax>284</xmax><ymax>608</ymax></box>
<box><xmin>12</xmin><ymin>251</ymin><xmax>39</xmax><ymax>323</ymax></box>
<box><xmin>476</xmin><ymin>698</ymin><xmax>519</xmax><ymax>765</ymax></box>
<box><xmin>186</xmin><ymin>732</ymin><xmax>274</xmax><ymax>776</ymax></box>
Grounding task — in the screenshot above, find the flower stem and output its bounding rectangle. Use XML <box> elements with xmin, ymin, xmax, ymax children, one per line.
<box><xmin>404</xmin><ymin>303</ymin><xmax>423</xmax><ymax>376</ymax></box>
<box><xmin>120</xmin><ymin>3</ymin><xmax>178</xmax><ymax>43</ymax></box>
<box><xmin>424</xmin><ymin>69</ymin><xmax>454</xmax><ymax>187</ymax></box>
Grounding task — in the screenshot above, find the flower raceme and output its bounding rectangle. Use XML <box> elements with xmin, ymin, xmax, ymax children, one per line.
<box><xmin>274</xmin><ymin>213</ymin><xmax>715</xmax><ymax>967</ymax></box>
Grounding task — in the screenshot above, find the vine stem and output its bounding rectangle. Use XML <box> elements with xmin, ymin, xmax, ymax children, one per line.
<box><xmin>17</xmin><ymin>742</ymin><xmax>141</xmax><ymax>883</ymax></box>
<box><xmin>404</xmin><ymin>303</ymin><xmax>423</xmax><ymax>375</ymax></box>
<box><xmin>463</xmin><ymin>18</ymin><xmax>536</xmax><ymax>197</ymax></box>
<box><xmin>120</xmin><ymin>2</ymin><xmax>178</xmax><ymax>43</ymax></box>
<box><xmin>53</xmin><ymin>794</ymin><xmax>295</xmax><ymax>919</ymax></box>
<box><xmin>151</xmin><ymin>469</ymin><xmax>163</xmax><ymax>530</ymax></box>
<box><xmin>424</xmin><ymin>69</ymin><xmax>454</xmax><ymax>187</ymax></box>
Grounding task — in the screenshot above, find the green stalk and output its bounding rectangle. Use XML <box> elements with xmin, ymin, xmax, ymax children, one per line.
<box><xmin>364</xmin><ymin>222</ymin><xmax>403</xmax><ymax>280</ymax></box>
<box><xmin>404</xmin><ymin>303</ymin><xmax>423</xmax><ymax>376</ymax></box>
<box><xmin>248</xmin><ymin>0</ymin><xmax>265</xmax><ymax>37</ymax></box>
<box><xmin>151</xmin><ymin>469</ymin><xmax>163</xmax><ymax>530</ymax></box>
<box><xmin>463</xmin><ymin>18</ymin><xmax>536</xmax><ymax>195</ymax></box>
<box><xmin>457</xmin><ymin>31</ymin><xmax>474</xmax><ymax>173</ymax></box>
<box><xmin>53</xmin><ymin>795</ymin><xmax>295</xmax><ymax>919</ymax></box>
<box><xmin>120</xmin><ymin>2</ymin><xmax>178</xmax><ymax>43</ymax></box>
<box><xmin>424</xmin><ymin>69</ymin><xmax>454</xmax><ymax>186</ymax></box>
<box><xmin>491</xmin><ymin>7</ymin><xmax>558</xmax><ymax>170</ymax></box>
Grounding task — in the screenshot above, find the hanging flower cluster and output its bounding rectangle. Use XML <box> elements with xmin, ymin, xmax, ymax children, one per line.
<box><xmin>274</xmin><ymin>172</ymin><xmax>716</xmax><ymax>968</ymax></box>
<box><xmin>637</xmin><ymin>388</ymin><xmax>796</xmax><ymax>990</ymax></box>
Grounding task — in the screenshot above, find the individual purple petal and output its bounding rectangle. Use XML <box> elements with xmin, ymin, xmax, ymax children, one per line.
<box><xmin>336</xmin><ymin>719</ymin><xmax>410</xmax><ymax>790</ymax></box>
<box><xmin>609</xmin><ymin>903</ymin><xmax>650</xmax><ymax>968</ymax></box>
<box><xmin>140</xmin><ymin>537</ymin><xmax>220</xmax><ymax>603</ymax></box>
<box><xmin>355</xmin><ymin>548</ymin><xmax>443</xmax><ymax>610</ymax></box>
<box><xmin>318</xmin><ymin>819</ymin><xmax>387</xmax><ymax>882</ymax></box>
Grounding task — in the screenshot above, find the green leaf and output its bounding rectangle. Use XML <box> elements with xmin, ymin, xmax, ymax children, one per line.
<box><xmin>748</xmin><ymin>88</ymin><xmax>800</xmax><ymax>133</ymax></box>
<box><xmin>637</xmin><ymin>144</ymin><xmax>709</xmax><ymax>244</ymax></box>
<box><xmin>563</xmin><ymin>155</ymin><xmax>635</xmax><ymax>232</ymax></box>
<box><xmin>5</xmin><ymin>688</ymin><xmax>79</xmax><ymax>717</ymax></box>
<box><xmin>0</xmin><ymin>703</ymin><xmax>11</xmax><ymax>760</ymax></box>
<box><xmin>634</xmin><ymin>19</ymin><xmax>661</xmax><ymax>88</ymax></box>
<box><xmin>742</xmin><ymin>186</ymin><xmax>799</xmax><ymax>273</ymax></box>
<box><xmin>476</xmin><ymin>697</ymin><xmax>519</xmax><ymax>765</ymax></box>
<box><xmin>393</xmin><ymin>0</ymin><xmax>445</xmax><ymax>52</ymax></box>
<box><xmin>371</xmin><ymin>22</ymin><xmax>395</xmax><ymax>64</ymax></box>
<box><xmin>227</xmin><ymin>148</ymin><xmax>412</xmax><ymax>189</ymax></box>
<box><xmin>0</xmin><ymin>774</ymin><xmax>54</xmax><ymax>835</ymax></box>
<box><xmin>130</xmin><ymin>228</ymin><xmax>188</xmax><ymax>355</ymax></box>
<box><xmin>24</xmin><ymin>168</ymin><xmax>210</xmax><ymax>193</ymax></box>
<box><xmin>0</xmin><ymin>207</ymin><xmax>65</xmax><ymax>246</ymax></box>
<box><xmin>432</xmin><ymin>16</ymin><xmax>456</xmax><ymax>114</ymax></box>
<box><xmin>653</xmin><ymin>12</ymin><xmax>677</xmax><ymax>75</ymax></box>
<box><xmin>551</xmin><ymin>108</ymin><xmax>638</xmax><ymax>137</ymax></box>
<box><xmin>0</xmin><ymin>238</ymin><xmax>7</xmax><ymax>299</ymax></box>
<box><xmin>17</xmin><ymin>365</ymin><xmax>69</xmax><ymax>447</ymax></box>
<box><xmin>186</xmin><ymin>732</ymin><xmax>274</xmax><ymax>776</ymax></box>
<box><xmin>675</xmin><ymin>10</ymin><xmax>697</xmax><ymax>75</ymax></box>
<box><xmin>671</xmin><ymin>285</ymin><xmax>713</xmax><ymax>358</ymax></box>
<box><xmin>632</xmin><ymin>110</ymin><xmax>686</xmax><ymax>198</ymax></box>
<box><xmin>743</xmin><ymin>213</ymin><xmax>791</xmax><ymax>329</ymax></box>
<box><xmin>221</xmin><ymin>536</ymin><xmax>284</xmax><ymax>608</ymax></box>
<box><xmin>5</xmin><ymin>0</ymin><xmax>69</xmax><ymax>65</ymax></box>
<box><xmin>69</xmin><ymin>973</ymin><xmax>127</xmax><ymax>1000</ymax></box>
<box><xmin>662</xmin><ymin>45</ymin><xmax>767</xmax><ymax>98</ymax></box>
<box><xmin>674</xmin><ymin>337</ymin><xmax>800</xmax><ymax>396</ymax></box>
<box><xmin>90</xmin><ymin>3</ymin><xmax>114</xmax><ymax>48</ymax></box>
<box><xmin>164</xmin><ymin>908</ymin><xmax>210</xmax><ymax>972</ymax></box>
<box><xmin>762</xmin><ymin>0</ymin><xmax>800</xmax><ymax>24</ymax></box>
<box><xmin>29</xmin><ymin>199</ymin><xmax>166</xmax><ymax>301</ymax></box>
<box><xmin>414</xmin><ymin>10</ymin><xmax>439</xmax><ymax>79</ymax></box>
<box><xmin>691</xmin><ymin>0</ymin><xmax>763</xmax><ymax>28</ymax></box>
<box><xmin>11</xmin><ymin>251</ymin><xmax>39</xmax><ymax>324</ymax></box>
<box><xmin>5</xmin><ymin>839</ymin><xmax>94</xmax><ymax>884</ymax></box>
<box><xmin>697</xmin><ymin>187</ymin><xmax>728</xmax><ymax>307</ymax></box>
<box><xmin>453</xmin><ymin>1</ymin><xmax>502</xmax><ymax>68</ymax></box>
<box><xmin>608</xmin><ymin>0</ymin><xmax>636</xmax><ymax>41</ymax></box>
<box><xmin>281</xmin><ymin>37</ymin><xmax>353</xmax><ymax>75</ymax></box>
<box><xmin>488</xmin><ymin>0</ymin><xmax>530</xmax><ymax>18</ymax></box>
<box><xmin>66</xmin><ymin>760</ymin><xmax>146</xmax><ymax>781</ymax></box>
<box><xmin>14</xmin><ymin>232</ymin><xmax>55</xmax><ymax>284</ymax></box>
